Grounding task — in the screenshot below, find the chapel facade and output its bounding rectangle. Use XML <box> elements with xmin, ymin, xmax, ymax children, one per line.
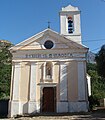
<box><xmin>9</xmin><ymin>5</ymin><xmax>89</xmax><ymax>117</ymax></box>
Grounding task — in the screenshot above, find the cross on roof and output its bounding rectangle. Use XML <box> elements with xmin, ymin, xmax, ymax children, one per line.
<box><xmin>48</xmin><ymin>21</ymin><xmax>51</xmax><ymax>28</ymax></box>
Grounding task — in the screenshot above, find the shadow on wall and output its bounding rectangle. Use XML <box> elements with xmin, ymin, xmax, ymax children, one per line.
<box><xmin>22</xmin><ymin>100</ymin><xmax>41</xmax><ymax>116</ymax></box>
<box><xmin>23</xmin><ymin>102</ymin><xmax>28</xmax><ymax>114</ymax></box>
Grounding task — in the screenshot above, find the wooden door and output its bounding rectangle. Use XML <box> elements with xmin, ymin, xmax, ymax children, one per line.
<box><xmin>42</xmin><ymin>87</ymin><xmax>56</xmax><ymax>112</ymax></box>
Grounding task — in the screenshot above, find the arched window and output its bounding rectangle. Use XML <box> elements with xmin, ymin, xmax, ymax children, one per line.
<box><xmin>68</xmin><ymin>16</ymin><xmax>74</xmax><ymax>34</ymax></box>
<box><xmin>45</xmin><ymin>62</ymin><xmax>52</xmax><ymax>79</ymax></box>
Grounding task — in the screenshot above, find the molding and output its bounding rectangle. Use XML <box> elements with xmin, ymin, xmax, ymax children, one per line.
<box><xmin>10</xmin><ymin>28</ymin><xmax>88</xmax><ymax>51</ymax></box>
<box><xmin>12</xmin><ymin>58</ymin><xmax>86</xmax><ymax>62</ymax></box>
<box><xmin>37</xmin><ymin>83</ymin><xmax>57</xmax><ymax>87</ymax></box>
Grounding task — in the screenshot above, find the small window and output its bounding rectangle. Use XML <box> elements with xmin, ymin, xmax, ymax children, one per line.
<box><xmin>44</xmin><ymin>40</ymin><xmax>54</xmax><ymax>49</ymax></box>
<box><xmin>68</xmin><ymin>16</ymin><xmax>74</xmax><ymax>34</ymax></box>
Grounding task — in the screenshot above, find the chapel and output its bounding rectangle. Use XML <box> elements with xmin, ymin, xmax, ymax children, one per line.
<box><xmin>9</xmin><ymin>5</ymin><xmax>89</xmax><ymax>117</ymax></box>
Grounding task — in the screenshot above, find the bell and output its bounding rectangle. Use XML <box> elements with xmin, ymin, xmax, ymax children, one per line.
<box><xmin>68</xmin><ymin>23</ymin><xmax>72</xmax><ymax>27</ymax></box>
<box><xmin>68</xmin><ymin>28</ymin><xmax>73</xmax><ymax>33</ymax></box>
<box><xmin>68</xmin><ymin>20</ymin><xmax>73</xmax><ymax>23</ymax></box>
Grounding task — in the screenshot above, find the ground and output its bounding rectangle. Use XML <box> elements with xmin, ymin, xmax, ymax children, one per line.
<box><xmin>1</xmin><ymin>107</ymin><xmax>105</xmax><ymax>120</ymax></box>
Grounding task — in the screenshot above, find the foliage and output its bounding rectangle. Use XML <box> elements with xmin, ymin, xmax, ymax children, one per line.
<box><xmin>87</xmin><ymin>63</ymin><xmax>97</xmax><ymax>73</ymax></box>
<box><xmin>95</xmin><ymin>44</ymin><xmax>105</xmax><ymax>78</ymax></box>
<box><xmin>87</xmin><ymin>63</ymin><xmax>105</xmax><ymax>99</ymax></box>
<box><xmin>0</xmin><ymin>40</ymin><xmax>12</xmax><ymax>100</ymax></box>
<box><xmin>88</xmin><ymin>95</ymin><xmax>99</xmax><ymax>110</ymax></box>
<box><xmin>87</xmin><ymin>62</ymin><xmax>105</xmax><ymax>108</ymax></box>
<box><xmin>90</xmin><ymin>71</ymin><xmax>105</xmax><ymax>99</ymax></box>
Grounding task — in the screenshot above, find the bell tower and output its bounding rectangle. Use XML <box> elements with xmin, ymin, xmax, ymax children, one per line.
<box><xmin>60</xmin><ymin>5</ymin><xmax>81</xmax><ymax>44</ymax></box>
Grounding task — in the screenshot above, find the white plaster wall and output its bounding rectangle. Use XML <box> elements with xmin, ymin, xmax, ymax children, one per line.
<box><xmin>57</xmin><ymin>101</ymin><xmax>88</xmax><ymax>113</ymax></box>
<box><xmin>28</xmin><ymin>62</ymin><xmax>37</xmax><ymax>113</ymax></box>
<box><xmin>9</xmin><ymin>101</ymin><xmax>19</xmax><ymax>117</ymax></box>
<box><xmin>78</xmin><ymin>62</ymin><xmax>86</xmax><ymax>100</ymax></box>
<box><xmin>65</xmin><ymin>35</ymin><xmax>81</xmax><ymax>44</ymax></box>
<box><xmin>12</xmin><ymin>63</ymin><xmax>21</xmax><ymax>100</ymax></box>
<box><xmin>60</xmin><ymin>63</ymin><xmax>67</xmax><ymax>101</ymax></box>
<box><xmin>28</xmin><ymin>101</ymin><xmax>37</xmax><ymax>114</ymax></box>
<box><xmin>69</xmin><ymin>102</ymin><xmax>88</xmax><ymax>112</ymax></box>
<box><xmin>57</xmin><ymin>102</ymin><xmax>68</xmax><ymax>112</ymax></box>
<box><xmin>19</xmin><ymin>102</ymin><xmax>28</xmax><ymax>114</ymax></box>
<box><xmin>36</xmin><ymin>101</ymin><xmax>40</xmax><ymax>113</ymax></box>
<box><xmin>29</xmin><ymin>62</ymin><xmax>36</xmax><ymax>101</ymax></box>
<box><xmin>60</xmin><ymin>15</ymin><xmax>67</xmax><ymax>35</ymax></box>
<box><xmin>74</xmin><ymin>14</ymin><xmax>81</xmax><ymax>34</ymax></box>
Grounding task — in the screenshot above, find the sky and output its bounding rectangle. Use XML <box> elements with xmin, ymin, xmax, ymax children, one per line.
<box><xmin>0</xmin><ymin>0</ymin><xmax>105</xmax><ymax>53</ymax></box>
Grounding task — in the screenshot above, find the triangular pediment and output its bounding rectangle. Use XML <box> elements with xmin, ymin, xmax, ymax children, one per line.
<box><xmin>62</xmin><ymin>5</ymin><xmax>79</xmax><ymax>12</ymax></box>
<box><xmin>10</xmin><ymin>28</ymin><xmax>88</xmax><ymax>52</ymax></box>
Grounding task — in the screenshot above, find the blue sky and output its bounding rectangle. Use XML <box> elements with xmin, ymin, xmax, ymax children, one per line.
<box><xmin>0</xmin><ymin>0</ymin><xmax>105</xmax><ymax>53</ymax></box>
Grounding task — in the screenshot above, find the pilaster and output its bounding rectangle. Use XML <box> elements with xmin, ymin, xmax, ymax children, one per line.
<box><xmin>57</xmin><ymin>62</ymin><xmax>68</xmax><ymax>112</ymax></box>
<box><xmin>9</xmin><ymin>62</ymin><xmax>21</xmax><ymax>117</ymax></box>
<box><xmin>78</xmin><ymin>62</ymin><xmax>86</xmax><ymax>101</ymax></box>
<box><xmin>12</xmin><ymin>62</ymin><xmax>21</xmax><ymax>100</ymax></box>
<box><xmin>28</xmin><ymin>62</ymin><xmax>37</xmax><ymax>113</ymax></box>
<box><xmin>60</xmin><ymin>62</ymin><xmax>67</xmax><ymax>101</ymax></box>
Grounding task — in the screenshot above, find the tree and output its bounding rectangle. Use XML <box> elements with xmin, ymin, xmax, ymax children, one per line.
<box><xmin>95</xmin><ymin>44</ymin><xmax>105</xmax><ymax>78</ymax></box>
<box><xmin>87</xmin><ymin>63</ymin><xmax>105</xmax><ymax>100</ymax></box>
<box><xmin>0</xmin><ymin>40</ymin><xmax>12</xmax><ymax>100</ymax></box>
<box><xmin>87</xmin><ymin>63</ymin><xmax>97</xmax><ymax>73</ymax></box>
